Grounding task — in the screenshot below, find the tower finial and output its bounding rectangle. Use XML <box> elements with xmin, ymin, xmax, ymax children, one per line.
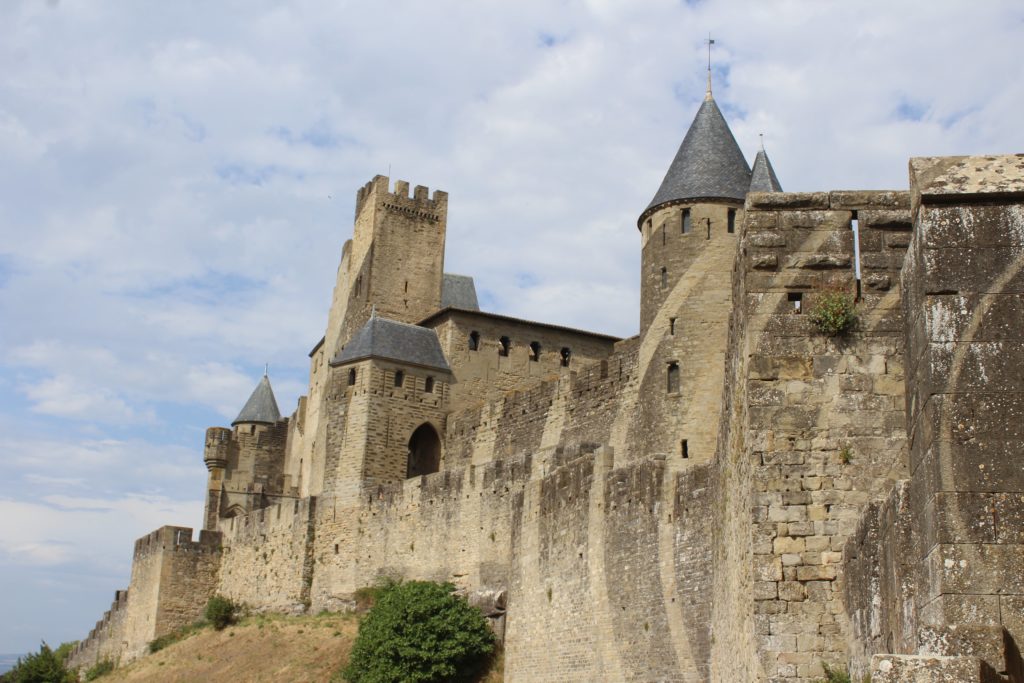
<box><xmin>705</xmin><ymin>34</ymin><xmax>715</xmax><ymax>100</ymax></box>
<box><xmin>264</xmin><ymin>363</ymin><xmax>269</xmax><ymax>377</ymax></box>
<box><xmin>759</xmin><ymin>133</ymin><xmax>765</xmax><ymax>151</ymax></box>
<box><xmin>370</xmin><ymin>304</ymin><xmax>377</xmax><ymax>319</ymax></box>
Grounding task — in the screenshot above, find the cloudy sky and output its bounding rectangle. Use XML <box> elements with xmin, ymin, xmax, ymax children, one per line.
<box><xmin>0</xmin><ymin>0</ymin><xmax>1021</xmax><ymax>655</ymax></box>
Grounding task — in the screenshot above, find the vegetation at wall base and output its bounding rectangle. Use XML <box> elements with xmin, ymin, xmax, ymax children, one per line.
<box><xmin>205</xmin><ymin>595</ymin><xmax>240</xmax><ymax>630</ymax></box>
<box><xmin>342</xmin><ymin>580</ymin><xmax>495</xmax><ymax>683</ymax></box>
<box><xmin>148</xmin><ymin>621</ymin><xmax>207</xmax><ymax>653</ymax></box>
<box><xmin>83</xmin><ymin>659</ymin><xmax>114</xmax><ymax>681</ymax></box>
<box><xmin>808</xmin><ymin>289</ymin><xmax>858</xmax><ymax>336</ymax></box>
<box><xmin>0</xmin><ymin>642</ymin><xmax>77</xmax><ymax>683</ymax></box>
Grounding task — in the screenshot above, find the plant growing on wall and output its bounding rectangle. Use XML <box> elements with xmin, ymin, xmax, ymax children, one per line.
<box><xmin>808</xmin><ymin>289</ymin><xmax>857</xmax><ymax>336</ymax></box>
<box><xmin>342</xmin><ymin>580</ymin><xmax>494</xmax><ymax>683</ymax></box>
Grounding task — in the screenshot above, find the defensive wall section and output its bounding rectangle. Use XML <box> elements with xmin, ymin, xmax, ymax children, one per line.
<box><xmin>708</xmin><ymin>189</ymin><xmax>915</xmax><ymax>681</ymax></box>
<box><xmin>69</xmin><ymin>526</ymin><xmax>221</xmax><ymax>670</ymax></box>
<box><xmin>844</xmin><ymin>155</ymin><xmax>1024</xmax><ymax>681</ymax></box>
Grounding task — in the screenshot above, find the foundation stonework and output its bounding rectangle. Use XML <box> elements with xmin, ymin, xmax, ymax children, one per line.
<box><xmin>67</xmin><ymin>91</ymin><xmax>1024</xmax><ymax>681</ymax></box>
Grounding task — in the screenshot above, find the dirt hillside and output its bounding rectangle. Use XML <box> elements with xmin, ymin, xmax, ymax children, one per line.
<box><xmin>99</xmin><ymin>612</ymin><xmax>357</xmax><ymax>683</ymax></box>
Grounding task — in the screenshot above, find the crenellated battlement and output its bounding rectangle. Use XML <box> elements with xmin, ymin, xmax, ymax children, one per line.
<box><xmin>132</xmin><ymin>525</ymin><xmax>222</xmax><ymax>560</ymax></box>
<box><xmin>354</xmin><ymin>174</ymin><xmax>448</xmax><ymax>221</ymax></box>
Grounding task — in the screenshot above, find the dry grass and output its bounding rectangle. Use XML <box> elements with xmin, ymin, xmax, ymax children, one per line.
<box><xmin>100</xmin><ymin>612</ymin><xmax>358</xmax><ymax>683</ymax></box>
<box><xmin>94</xmin><ymin>610</ymin><xmax>504</xmax><ymax>683</ymax></box>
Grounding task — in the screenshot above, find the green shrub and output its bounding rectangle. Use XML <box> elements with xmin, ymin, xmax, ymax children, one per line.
<box><xmin>4</xmin><ymin>642</ymin><xmax>76</xmax><ymax>683</ymax></box>
<box><xmin>808</xmin><ymin>289</ymin><xmax>857</xmax><ymax>336</ymax></box>
<box><xmin>342</xmin><ymin>580</ymin><xmax>495</xmax><ymax>683</ymax></box>
<box><xmin>83</xmin><ymin>659</ymin><xmax>114</xmax><ymax>681</ymax></box>
<box><xmin>205</xmin><ymin>595</ymin><xmax>239</xmax><ymax>631</ymax></box>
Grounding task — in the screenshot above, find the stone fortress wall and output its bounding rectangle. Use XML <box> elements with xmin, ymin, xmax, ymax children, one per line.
<box><xmin>69</xmin><ymin>156</ymin><xmax>1024</xmax><ymax>682</ymax></box>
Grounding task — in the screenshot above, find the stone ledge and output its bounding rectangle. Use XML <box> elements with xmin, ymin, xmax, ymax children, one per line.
<box><xmin>871</xmin><ymin>653</ymin><xmax>982</xmax><ymax>682</ymax></box>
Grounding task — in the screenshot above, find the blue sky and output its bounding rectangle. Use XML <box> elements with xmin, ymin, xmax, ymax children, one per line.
<box><xmin>1</xmin><ymin>0</ymin><xmax>1022</xmax><ymax>656</ymax></box>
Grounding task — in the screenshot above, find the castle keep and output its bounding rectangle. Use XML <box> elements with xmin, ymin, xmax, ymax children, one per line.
<box><xmin>69</xmin><ymin>72</ymin><xmax>1024</xmax><ymax>681</ymax></box>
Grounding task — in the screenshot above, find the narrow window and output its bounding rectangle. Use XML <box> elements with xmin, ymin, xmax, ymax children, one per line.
<box><xmin>852</xmin><ymin>213</ymin><xmax>863</xmax><ymax>301</ymax></box>
<box><xmin>529</xmin><ymin>341</ymin><xmax>541</xmax><ymax>362</ymax></box>
<box><xmin>334</xmin><ymin>543</ymin><xmax>339</xmax><ymax>554</ymax></box>
<box><xmin>394</xmin><ymin>370</ymin><xmax>404</xmax><ymax>388</ymax></box>
<box><xmin>354</xmin><ymin>275</ymin><xmax>362</xmax><ymax>296</ymax></box>
<box><xmin>682</xmin><ymin>209</ymin><xmax>692</xmax><ymax>234</ymax></box>
<box><xmin>468</xmin><ymin>331</ymin><xmax>480</xmax><ymax>351</ymax></box>
<box><xmin>681</xmin><ymin>440</ymin><xmax>689</xmax><ymax>459</ymax></box>
<box><xmin>667</xmin><ymin>362</ymin><xmax>680</xmax><ymax>393</ymax></box>
<box><xmin>425</xmin><ymin>376</ymin><xmax>435</xmax><ymax>393</ymax></box>
<box><xmin>250</xmin><ymin>425</ymin><xmax>256</xmax><ymax>435</ymax></box>
<box><xmin>348</xmin><ymin>368</ymin><xmax>357</xmax><ymax>386</ymax></box>
<box><xmin>404</xmin><ymin>280</ymin><xmax>409</xmax><ymax>293</ymax></box>
<box><xmin>669</xmin><ymin>317</ymin><xmax>676</xmax><ymax>335</ymax></box>
<box><xmin>560</xmin><ymin>347</ymin><xmax>571</xmax><ymax>367</ymax></box>
<box><xmin>788</xmin><ymin>292</ymin><xmax>803</xmax><ymax>313</ymax></box>
<box><xmin>660</xmin><ymin>267</ymin><xmax>668</xmax><ymax>289</ymax></box>
<box><xmin>498</xmin><ymin>336</ymin><xmax>511</xmax><ymax>357</ymax></box>
<box><xmin>662</xmin><ymin>226</ymin><xmax>666</xmax><ymax>245</ymax></box>
<box><xmin>727</xmin><ymin>209</ymin><xmax>736</xmax><ymax>234</ymax></box>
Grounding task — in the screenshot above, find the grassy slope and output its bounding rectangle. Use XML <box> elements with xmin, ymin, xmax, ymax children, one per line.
<box><xmin>100</xmin><ymin>613</ymin><xmax>357</xmax><ymax>683</ymax></box>
<box><xmin>94</xmin><ymin>612</ymin><xmax>504</xmax><ymax>683</ymax></box>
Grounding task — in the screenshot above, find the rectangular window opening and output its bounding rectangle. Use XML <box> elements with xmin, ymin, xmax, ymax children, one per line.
<box><xmin>682</xmin><ymin>209</ymin><xmax>692</xmax><ymax>234</ymax></box>
<box><xmin>669</xmin><ymin>318</ymin><xmax>676</xmax><ymax>335</ymax></box>
<box><xmin>727</xmin><ymin>209</ymin><xmax>736</xmax><ymax>234</ymax></box>
<box><xmin>681</xmin><ymin>440</ymin><xmax>689</xmax><ymax>459</ymax></box>
<box><xmin>788</xmin><ymin>292</ymin><xmax>802</xmax><ymax>313</ymax></box>
<box><xmin>852</xmin><ymin>214</ymin><xmax>863</xmax><ymax>301</ymax></box>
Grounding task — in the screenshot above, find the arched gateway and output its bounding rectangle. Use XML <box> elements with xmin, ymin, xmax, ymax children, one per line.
<box><xmin>406</xmin><ymin>423</ymin><xmax>441</xmax><ymax>478</ymax></box>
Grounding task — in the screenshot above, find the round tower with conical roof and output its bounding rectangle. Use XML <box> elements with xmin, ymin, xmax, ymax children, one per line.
<box><xmin>630</xmin><ymin>69</ymin><xmax>781</xmax><ymax>467</ymax></box>
<box><xmin>637</xmin><ymin>75</ymin><xmax>752</xmax><ymax>336</ymax></box>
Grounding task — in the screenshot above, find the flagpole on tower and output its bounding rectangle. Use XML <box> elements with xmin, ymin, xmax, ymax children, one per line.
<box><xmin>705</xmin><ymin>34</ymin><xmax>716</xmax><ymax>100</ymax></box>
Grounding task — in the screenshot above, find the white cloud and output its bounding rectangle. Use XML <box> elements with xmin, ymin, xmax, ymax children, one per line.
<box><xmin>0</xmin><ymin>495</ymin><xmax>203</xmax><ymax>569</ymax></box>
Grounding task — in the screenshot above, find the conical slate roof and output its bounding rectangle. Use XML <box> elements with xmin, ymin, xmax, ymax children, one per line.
<box><xmin>332</xmin><ymin>316</ymin><xmax>451</xmax><ymax>372</ymax></box>
<box><xmin>749</xmin><ymin>149</ymin><xmax>783</xmax><ymax>193</ymax></box>
<box><xmin>232</xmin><ymin>374</ymin><xmax>281</xmax><ymax>425</ymax></box>
<box><xmin>641</xmin><ymin>96</ymin><xmax>752</xmax><ymax>226</ymax></box>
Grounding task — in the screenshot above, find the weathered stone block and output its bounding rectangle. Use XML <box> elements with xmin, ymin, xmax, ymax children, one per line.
<box><xmin>870</xmin><ymin>653</ymin><xmax>981</xmax><ymax>682</ymax></box>
<box><xmin>747</xmin><ymin>192</ymin><xmax>831</xmax><ymax>211</ymax></box>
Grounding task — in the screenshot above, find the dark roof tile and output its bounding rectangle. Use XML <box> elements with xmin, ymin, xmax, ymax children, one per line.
<box><xmin>332</xmin><ymin>316</ymin><xmax>451</xmax><ymax>372</ymax></box>
<box><xmin>232</xmin><ymin>375</ymin><xmax>282</xmax><ymax>425</ymax></box>
<box><xmin>642</xmin><ymin>97</ymin><xmax>752</xmax><ymax>224</ymax></box>
<box><xmin>441</xmin><ymin>273</ymin><xmax>479</xmax><ymax>311</ymax></box>
<box><xmin>749</xmin><ymin>149</ymin><xmax>783</xmax><ymax>193</ymax></box>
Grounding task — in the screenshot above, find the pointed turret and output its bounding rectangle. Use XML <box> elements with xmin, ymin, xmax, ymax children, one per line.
<box><xmin>232</xmin><ymin>373</ymin><xmax>281</xmax><ymax>426</ymax></box>
<box><xmin>749</xmin><ymin>148</ymin><xmax>783</xmax><ymax>193</ymax></box>
<box><xmin>639</xmin><ymin>94</ymin><xmax>752</xmax><ymax>228</ymax></box>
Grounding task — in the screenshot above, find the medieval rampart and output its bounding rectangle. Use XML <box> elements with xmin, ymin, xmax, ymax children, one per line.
<box><xmin>68</xmin><ymin>526</ymin><xmax>221</xmax><ymax>671</ymax></box>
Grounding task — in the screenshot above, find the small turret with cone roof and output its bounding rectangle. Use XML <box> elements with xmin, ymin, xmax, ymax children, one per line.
<box><xmin>232</xmin><ymin>370</ymin><xmax>281</xmax><ymax>430</ymax></box>
<box><xmin>749</xmin><ymin>135</ymin><xmax>783</xmax><ymax>193</ymax></box>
